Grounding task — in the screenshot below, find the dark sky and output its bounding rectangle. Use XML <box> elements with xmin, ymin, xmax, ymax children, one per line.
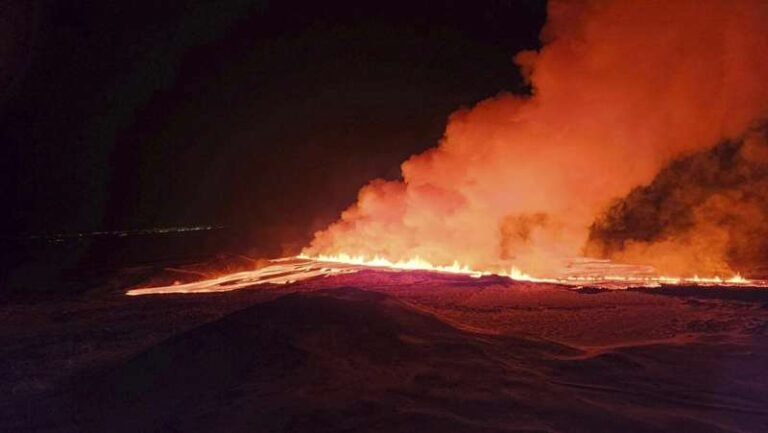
<box><xmin>0</xmin><ymin>0</ymin><xmax>545</xmax><ymax>257</ymax></box>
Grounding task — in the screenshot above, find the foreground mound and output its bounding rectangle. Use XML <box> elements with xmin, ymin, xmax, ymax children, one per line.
<box><xmin>38</xmin><ymin>287</ymin><xmax>765</xmax><ymax>433</ymax></box>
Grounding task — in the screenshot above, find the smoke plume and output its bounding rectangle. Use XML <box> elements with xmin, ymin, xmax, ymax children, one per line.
<box><xmin>304</xmin><ymin>0</ymin><xmax>768</xmax><ymax>277</ymax></box>
<box><xmin>587</xmin><ymin>130</ymin><xmax>768</xmax><ymax>277</ymax></box>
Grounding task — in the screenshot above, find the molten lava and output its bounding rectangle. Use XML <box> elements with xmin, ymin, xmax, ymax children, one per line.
<box><xmin>127</xmin><ymin>255</ymin><xmax>762</xmax><ymax>296</ymax></box>
<box><xmin>297</xmin><ymin>253</ymin><xmax>540</xmax><ymax>280</ymax></box>
<box><xmin>299</xmin><ymin>254</ymin><xmax>754</xmax><ymax>287</ymax></box>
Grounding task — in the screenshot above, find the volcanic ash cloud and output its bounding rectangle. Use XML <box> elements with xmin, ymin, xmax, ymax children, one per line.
<box><xmin>304</xmin><ymin>0</ymin><xmax>768</xmax><ymax>277</ymax></box>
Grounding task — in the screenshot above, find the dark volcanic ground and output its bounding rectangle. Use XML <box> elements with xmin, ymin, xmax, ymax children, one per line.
<box><xmin>2</xmin><ymin>270</ymin><xmax>768</xmax><ymax>432</ymax></box>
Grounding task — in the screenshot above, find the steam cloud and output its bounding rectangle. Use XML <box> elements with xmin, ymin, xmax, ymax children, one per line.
<box><xmin>304</xmin><ymin>0</ymin><xmax>768</xmax><ymax>277</ymax></box>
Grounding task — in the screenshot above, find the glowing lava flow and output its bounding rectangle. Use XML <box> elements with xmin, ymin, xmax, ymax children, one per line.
<box><xmin>299</xmin><ymin>253</ymin><xmax>759</xmax><ymax>288</ymax></box>
<box><xmin>126</xmin><ymin>254</ymin><xmax>763</xmax><ymax>296</ymax></box>
<box><xmin>125</xmin><ymin>259</ymin><xmax>357</xmax><ymax>296</ymax></box>
<box><xmin>126</xmin><ymin>255</ymin><xmax>546</xmax><ymax>296</ymax></box>
<box><xmin>297</xmin><ymin>253</ymin><xmax>541</xmax><ymax>280</ymax></box>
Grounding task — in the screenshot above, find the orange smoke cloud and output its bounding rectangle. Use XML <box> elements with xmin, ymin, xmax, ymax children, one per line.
<box><xmin>304</xmin><ymin>0</ymin><xmax>768</xmax><ymax>277</ymax></box>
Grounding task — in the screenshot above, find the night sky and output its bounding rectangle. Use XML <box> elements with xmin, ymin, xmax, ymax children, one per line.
<box><xmin>1</xmin><ymin>0</ymin><xmax>545</xmax><ymax>283</ymax></box>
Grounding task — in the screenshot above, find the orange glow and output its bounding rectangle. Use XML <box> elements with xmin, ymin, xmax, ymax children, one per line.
<box><xmin>302</xmin><ymin>0</ymin><xmax>768</xmax><ymax>279</ymax></box>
